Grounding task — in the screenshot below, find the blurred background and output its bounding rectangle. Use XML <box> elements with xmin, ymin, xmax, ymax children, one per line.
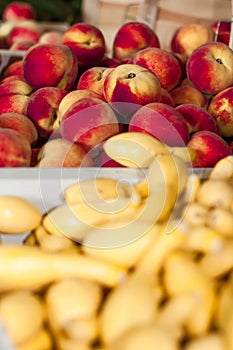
<box><xmin>0</xmin><ymin>0</ymin><xmax>231</xmax><ymax>51</ymax></box>
<box><xmin>0</xmin><ymin>0</ymin><xmax>83</xmax><ymax>23</ymax></box>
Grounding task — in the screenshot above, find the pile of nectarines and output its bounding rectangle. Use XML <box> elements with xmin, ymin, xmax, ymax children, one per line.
<box><xmin>0</xmin><ymin>1</ymin><xmax>66</xmax><ymax>50</ymax></box>
<box><xmin>0</xmin><ymin>1</ymin><xmax>232</xmax><ymax>168</ymax></box>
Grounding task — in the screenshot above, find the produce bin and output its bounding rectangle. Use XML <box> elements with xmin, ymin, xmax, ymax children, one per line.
<box><xmin>0</xmin><ymin>2</ymin><xmax>233</xmax><ymax>349</ymax></box>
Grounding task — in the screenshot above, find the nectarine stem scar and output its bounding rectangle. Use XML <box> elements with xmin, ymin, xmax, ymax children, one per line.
<box><xmin>127</xmin><ymin>73</ymin><xmax>136</xmax><ymax>79</ymax></box>
<box><xmin>216</xmin><ymin>58</ymin><xmax>223</xmax><ymax>64</ymax></box>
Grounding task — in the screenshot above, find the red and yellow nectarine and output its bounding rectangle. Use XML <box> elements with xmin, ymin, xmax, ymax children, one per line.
<box><xmin>112</xmin><ymin>21</ymin><xmax>160</xmax><ymax>61</ymax></box>
<box><xmin>208</xmin><ymin>86</ymin><xmax>233</xmax><ymax>138</ymax></box>
<box><xmin>186</xmin><ymin>41</ymin><xmax>233</xmax><ymax>95</ymax></box>
<box><xmin>103</xmin><ymin>63</ymin><xmax>161</xmax><ymax>119</ymax></box>
<box><xmin>62</xmin><ymin>22</ymin><xmax>106</xmax><ymax>67</ymax></box>
<box><xmin>130</xmin><ymin>47</ymin><xmax>182</xmax><ymax>91</ymax></box>
<box><xmin>129</xmin><ymin>102</ymin><xmax>190</xmax><ymax>146</ymax></box>
<box><xmin>61</xmin><ymin>97</ymin><xmax>119</xmax><ymax>152</ymax></box>
<box><xmin>36</xmin><ymin>138</ymin><xmax>94</xmax><ymax>167</ymax></box>
<box><xmin>2</xmin><ymin>1</ymin><xmax>36</xmax><ymax>21</ymax></box>
<box><xmin>0</xmin><ymin>127</ymin><xmax>32</xmax><ymax>167</ymax></box>
<box><xmin>25</xmin><ymin>87</ymin><xmax>68</xmax><ymax>139</ymax></box>
<box><xmin>22</xmin><ymin>43</ymin><xmax>79</xmax><ymax>91</ymax></box>
<box><xmin>170</xmin><ymin>22</ymin><xmax>213</xmax><ymax>57</ymax></box>
<box><xmin>0</xmin><ymin>112</ymin><xmax>38</xmax><ymax>145</ymax></box>
<box><xmin>187</xmin><ymin>130</ymin><xmax>232</xmax><ymax>167</ymax></box>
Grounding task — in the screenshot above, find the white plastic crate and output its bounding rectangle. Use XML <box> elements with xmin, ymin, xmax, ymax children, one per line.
<box><xmin>0</xmin><ymin>20</ymin><xmax>70</xmax><ymax>71</ymax></box>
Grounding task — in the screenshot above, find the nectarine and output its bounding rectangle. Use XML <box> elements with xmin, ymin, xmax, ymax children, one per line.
<box><xmin>187</xmin><ymin>130</ymin><xmax>232</xmax><ymax>167</ymax></box>
<box><xmin>129</xmin><ymin>102</ymin><xmax>190</xmax><ymax>146</ymax></box>
<box><xmin>103</xmin><ymin>63</ymin><xmax>161</xmax><ymax>119</ymax></box>
<box><xmin>0</xmin><ymin>112</ymin><xmax>38</xmax><ymax>145</ymax></box>
<box><xmin>186</xmin><ymin>41</ymin><xmax>233</xmax><ymax>95</ymax></box>
<box><xmin>62</xmin><ymin>22</ymin><xmax>106</xmax><ymax>67</ymax></box>
<box><xmin>61</xmin><ymin>97</ymin><xmax>119</xmax><ymax>152</ymax></box>
<box><xmin>130</xmin><ymin>47</ymin><xmax>182</xmax><ymax>91</ymax></box>
<box><xmin>0</xmin><ymin>127</ymin><xmax>31</xmax><ymax>167</ymax></box>
<box><xmin>208</xmin><ymin>86</ymin><xmax>233</xmax><ymax>137</ymax></box>
<box><xmin>22</xmin><ymin>43</ymin><xmax>78</xmax><ymax>91</ymax></box>
<box><xmin>2</xmin><ymin>1</ymin><xmax>36</xmax><ymax>21</ymax></box>
<box><xmin>112</xmin><ymin>21</ymin><xmax>160</xmax><ymax>61</ymax></box>
<box><xmin>36</xmin><ymin>138</ymin><xmax>94</xmax><ymax>167</ymax></box>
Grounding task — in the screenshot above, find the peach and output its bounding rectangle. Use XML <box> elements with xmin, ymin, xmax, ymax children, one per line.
<box><xmin>0</xmin><ymin>94</ymin><xmax>29</xmax><ymax>115</ymax></box>
<box><xmin>211</xmin><ymin>20</ymin><xmax>230</xmax><ymax>45</ymax></box>
<box><xmin>176</xmin><ymin>103</ymin><xmax>220</xmax><ymax>134</ymax></box>
<box><xmin>2</xmin><ymin>2</ymin><xmax>36</xmax><ymax>21</ymax></box>
<box><xmin>0</xmin><ymin>127</ymin><xmax>31</xmax><ymax>167</ymax></box>
<box><xmin>103</xmin><ymin>63</ymin><xmax>161</xmax><ymax>119</ymax></box>
<box><xmin>0</xmin><ymin>19</ymin><xmax>41</xmax><ymax>48</ymax></box>
<box><xmin>22</xmin><ymin>43</ymin><xmax>79</xmax><ymax>91</ymax></box>
<box><xmin>208</xmin><ymin>86</ymin><xmax>233</xmax><ymax>138</ymax></box>
<box><xmin>0</xmin><ymin>75</ymin><xmax>25</xmax><ymax>85</ymax></box>
<box><xmin>0</xmin><ymin>112</ymin><xmax>38</xmax><ymax>145</ymax></box>
<box><xmin>170</xmin><ymin>22</ymin><xmax>214</xmax><ymax>57</ymax></box>
<box><xmin>0</xmin><ymin>78</ymin><xmax>32</xmax><ymax>97</ymax></box>
<box><xmin>129</xmin><ymin>47</ymin><xmax>182</xmax><ymax>91</ymax></box>
<box><xmin>61</xmin><ymin>22</ymin><xmax>106</xmax><ymax>67</ymax></box>
<box><xmin>170</xmin><ymin>85</ymin><xmax>208</xmax><ymax>108</ymax></box>
<box><xmin>7</xmin><ymin>25</ymin><xmax>40</xmax><ymax>46</ymax></box>
<box><xmin>112</xmin><ymin>21</ymin><xmax>160</xmax><ymax>61</ymax></box>
<box><xmin>38</xmin><ymin>31</ymin><xmax>63</xmax><ymax>45</ymax></box>
<box><xmin>9</xmin><ymin>40</ymin><xmax>35</xmax><ymax>50</ymax></box>
<box><xmin>36</xmin><ymin>138</ymin><xmax>94</xmax><ymax>167</ymax></box>
<box><xmin>0</xmin><ymin>20</ymin><xmax>15</xmax><ymax>47</ymax></box>
<box><xmin>0</xmin><ymin>19</ymin><xmax>14</xmax><ymax>43</ymax></box>
<box><xmin>187</xmin><ymin>130</ymin><xmax>232</xmax><ymax>168</ymax></box>
<box><xmin>1</xmin><ymin>60</ymin><xmax>23</xmax><ymax>79</ymax></box>
<box><xmin>128</xmin><ymin>102</ymin><xmax>190</xmax><ymax>146</ymax></box>
<box><xmin>77</xmin><ymin>66</ymin><xmax>113</xmax><ymax>99</ymax></box>
<box><xmin>57</xmin><ymin>89</ymin><xmax>104</xmax><ymax>126</ymax></box>
<box><xmin>25</xmin><ymin>87</ymin><xmax>68</xmax><ymax>139</ymax></box>
<box><xmin>61</xmin><ymin>97</ymin><xmax>119</xmax><ymax>152</ymax></box>
<box><xmin>186</xmin><ymin>41</ymin><xmax>233</xmax><ymax>95</ymax></box>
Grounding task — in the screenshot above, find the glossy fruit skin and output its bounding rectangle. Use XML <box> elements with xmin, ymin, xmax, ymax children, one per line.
<box><xmin>129</xmin><ymin>102</ymin><xmax>190</xmax><ymax>147</ymax></box>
